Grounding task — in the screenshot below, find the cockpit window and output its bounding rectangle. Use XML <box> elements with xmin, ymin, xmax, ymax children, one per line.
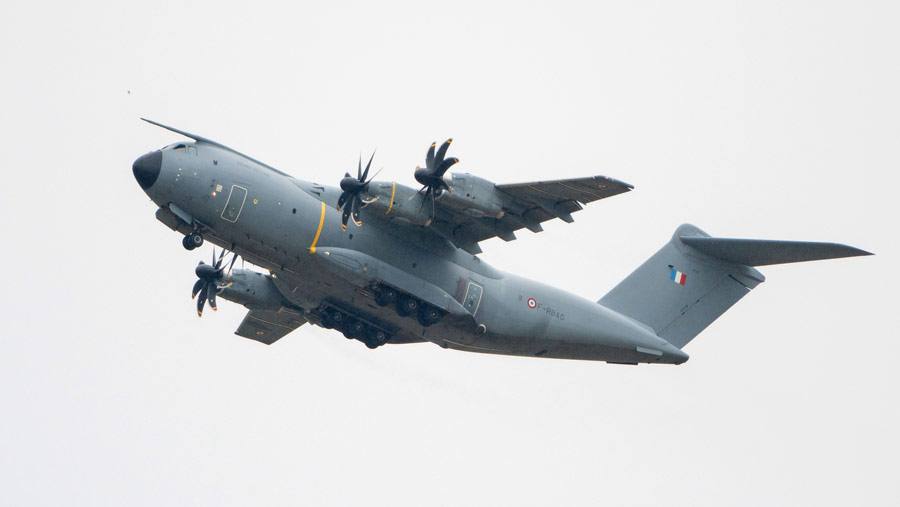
<box><xmin>173</xmin><ymin>144</ymin><xmax>186</xmax><ymax>152</ymax></box>
<box><xmin>187</xmin><ymin>146</ymin><xmax>198</xmax><ymax>156</ymax></box>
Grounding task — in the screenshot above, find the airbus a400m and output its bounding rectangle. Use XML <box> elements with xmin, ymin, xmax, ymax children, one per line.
<box><xmin>132</xmin><ymin>119</ymin><xmax>870</xmax><ymax>365</ymax></box>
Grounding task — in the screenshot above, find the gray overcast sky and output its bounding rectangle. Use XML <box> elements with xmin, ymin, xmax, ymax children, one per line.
<box><xmin>1</xmin><ymin>1</ymin><xmax>897</xmax><ymax>505</ymax></box>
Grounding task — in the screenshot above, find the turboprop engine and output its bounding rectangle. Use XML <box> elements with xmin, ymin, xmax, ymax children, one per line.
<box><xmin>364</xmin><ymin>173</ymin><xmax>506</xmax><ymax>226</ymax></box>
<box><xmin>218</xmin><ymin>269</ymin><xmax>291</xmax><ymax>311</ymax></box>
<box><xmin>435</xmin><ymin>173</ymin><xmax>505</xmax><ymax>218</ymax></box>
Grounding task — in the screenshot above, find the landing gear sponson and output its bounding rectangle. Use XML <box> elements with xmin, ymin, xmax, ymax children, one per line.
<box><xmin>373</xmin><ymin>283</ymin><xmax>445</xmax><ymax>327</ymax></box>
<box><xmin>317</xmin><ymin>283</ymin><xmax>447</xmax><ymax>349</ymax></box>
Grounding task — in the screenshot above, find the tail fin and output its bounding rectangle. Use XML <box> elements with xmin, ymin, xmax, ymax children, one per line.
<box><xmin>598</xmin><ymin>224</ymin><xmax>872</xmax><ymax>349</ymax></box>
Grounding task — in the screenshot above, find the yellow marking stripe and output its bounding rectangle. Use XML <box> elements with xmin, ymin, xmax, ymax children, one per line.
<box><xmin>386</xmin><ymin>182</ymin><xmax>396</xmax><ymax>214</ymax></box>
<box><xmin>309</xmin><ymin>201</ymin><xmax>326</xmax><ymax>254</ymax></box>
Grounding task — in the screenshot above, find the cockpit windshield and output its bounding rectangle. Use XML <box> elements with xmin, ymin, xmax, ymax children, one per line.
<box><xmin>166</xmin><ymin>143</ymin><xmax>197</xmax><ymax>156</ymax></box>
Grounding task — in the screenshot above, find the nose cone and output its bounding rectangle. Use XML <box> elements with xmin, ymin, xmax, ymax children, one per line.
<box><xmin>132</xmin><ymin>151</ymin><xmax>162</xmax><ymax>189</ymax></box>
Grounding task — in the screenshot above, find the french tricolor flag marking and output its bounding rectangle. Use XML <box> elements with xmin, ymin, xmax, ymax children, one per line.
<box><xmin>670</xmin><ymin>269</ymin><xmax>687</xmax><ymax>286</ymax></box>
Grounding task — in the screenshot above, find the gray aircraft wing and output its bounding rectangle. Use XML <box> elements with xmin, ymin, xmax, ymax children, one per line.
<box><xmin>234</xmin><ymin>308</ymin><xmax>307</xmax><ymax>344</ymax></box>
<box><xmin>496</xmin><ymin>175</ymin><xmax>633</xmax><ymax>213</ymax></box>
<box><xmin>429</xmin><ymin>175</ymin><xmax>633</xmax><ymax>254</ymax></box>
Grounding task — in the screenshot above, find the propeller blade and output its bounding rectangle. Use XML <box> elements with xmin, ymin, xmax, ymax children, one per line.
<box><xmin>192</xmin><ymin>279</ymin><xmax>204</xmax><ymax>299</ymax></box>
<box><xmin>211</xmin><ymin>247</ymin><xmax>216</xmax><ymax>266</ymax></box>
<box><xmin>425</xmin><ymin>142</ymin><xmax>436</xmax><ymax>171</ymax></box>
<box><xmin>357</xmin><ymin>155</ymin><xmax>362</xmax><ymax>180</ymax></box>
<box><xmin>431</xmin><ymin>191</ymin><xmax>436</xmax><ymax>223</ymax></box>
<box><xmin>337</xmin><ymin>191</ymin><xmax>349</xmax><ymax>211</ymax></box>
<box><xmin>436</xmin><ymin>157</ymin><xmax>459</xmax><ymax>177</ymax></box>
<box><xmin>434</xmin><ymin>139</ymin><xmax>452</xmax><ymax>168</ymax></box>
<box><xmin>227</xmin><ymin>252</ymin><xmax>238</xmax><ymax>275</ymax></box>
<box><xmin>351</xmin><ymin>194</ymin><xmax>362</xmax><ymax>226</ymax></box>
<box><xmin>341</xmin><ymin>205</ymin><xmax>352</xmax><ymax>230</ymax></box>
<box><xmin>208</xmin><ymin>284</ymin><xmax>218</xmax><ymax>311</ymax></box>
<box><xmin>365</xmin><ymin>167</ymin><xmax>383</xmax><ymax>184</ymax></box>
<box><xmin>216</xmin><ymin>248</ymin><xmax>226</xmax><ymax>269</ymax></box>
<box><xmin>418</xmin><ymin>187</ymin><xmax>432</xmax><ymax>213</ymax></box>
<box><xmin>197</xmin><ymin>285</ymin><xmax>208</xmax><ymax>316</ymax></box>
<box><xmin>362</xmin><ymin>151</ymin><xmax>375</xmax><ymax>181</ymax></box>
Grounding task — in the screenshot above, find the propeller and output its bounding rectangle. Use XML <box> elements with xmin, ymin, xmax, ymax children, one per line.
<box><xmin>413</xmin><ymin>139</ymin><xmax>458</xmax><ymax>225</ymax></box>
<box><xmin>337</xmin><ymin>151</ymin><xmax>381</xmax><ymax>230</ymax></box>
<box><xmin>191</xmin><ymin>247</ymin><xmax>238</xmax><ymax>317</ymax></box>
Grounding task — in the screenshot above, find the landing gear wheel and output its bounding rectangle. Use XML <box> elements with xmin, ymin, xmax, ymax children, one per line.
<box><xmin>328</xmin><ymin>310</ymin><xmax>345</xmax><ymax>331</ymax></box>
<box><xmin>188</xmin><ymin>232</ymin><xmax>204</xmax><ymax>249</ymax></box>
<box><xmin>396</xmin><ymin>295</ymin><xmax>419</xmax><ymax>317</ymax></box>
<box><xmin>321</xmin><ymin>309</ymin><xmax>337</xmax><ymax>329</ymax></box>
<box><xmin>182</xmin><ymin>235</ymin><xmax>196</xmax><ymax>250</ymax></box>
<box><xmin>374</xmin><ymin>286</ymin><xmax>399</xmax><ymax>307</ymax></box>
<box><xmin>417</xmin><ymin>305</ymin><xmax>444</xmax><ymax>327</ymax></box>
<box><xmin>364</xmin><ymin>327</ymin><xmax>388</xmax><ymax>349</ymax></box>
<box><xmin>342</xmin><ymin>319</ymin><xmax>365</xmax><ymax>340</ymax></box>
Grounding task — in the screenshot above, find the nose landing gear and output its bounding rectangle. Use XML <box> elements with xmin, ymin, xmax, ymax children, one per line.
<box><xmin>182</xmin><ymin>231</ymin><xmax>204</xmax><ymax>250</ymax></box>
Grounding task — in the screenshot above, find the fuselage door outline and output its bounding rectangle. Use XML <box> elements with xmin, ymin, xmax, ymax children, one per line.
<box><xmin>463</xmin><ymin>280</ymin><xmax>484</xmax><ymax>316</ymax></box>
<box><xmin>221</xmin><ymin>184</ymin><xmax>248</xmax><ymax>223</ymax></box>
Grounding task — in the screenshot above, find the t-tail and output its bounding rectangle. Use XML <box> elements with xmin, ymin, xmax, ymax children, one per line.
<box><xmin>598</xmin><ymin>224</ymin><xmax>872</xmax><ymax>351</ymax></box>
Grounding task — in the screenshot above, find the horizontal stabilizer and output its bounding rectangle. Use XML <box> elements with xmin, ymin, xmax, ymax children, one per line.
<box><xmin>680</xmin><ymin>237</ymin><xmax>872</xmax><ymax>266</ymax></box>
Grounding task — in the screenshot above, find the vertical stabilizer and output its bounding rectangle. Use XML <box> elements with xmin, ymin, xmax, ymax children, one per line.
<box><xmin>598</xmin><ymin>224</ymin><xmax>871</xmax><ymax>349</ymax></box>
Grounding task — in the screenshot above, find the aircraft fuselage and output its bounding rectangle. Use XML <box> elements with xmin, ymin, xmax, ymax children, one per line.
<box><xmin>133</xmin><ymin>140</ymin><xmax>689</xmax><ymax>365</ymax></box>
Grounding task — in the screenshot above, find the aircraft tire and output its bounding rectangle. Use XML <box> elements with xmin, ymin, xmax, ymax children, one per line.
<box><xmin>188</xmin><ymin>232</ymin><xmax>204</xmax><ymax>248</ymax></box>
<box><xmin>343</xmin><ymin>318</ymin><xmax>365</xmax><ymax>339</ymax></box>
<box><xmin>396</xmin><ymin>295</ymin><xmax>418</xmax><ymax>317</ymax></box>
<box><xmin>417</xmin><ymin>305</ymin><xmax>443</xmax><ymax>327</ymax></box>
<box><xmin>182</xmin><ymin>236</ymin><xmax>195</xmax><ymax>250</ymax></box>
<box><xmin>329</xmin><ymin>310</ymin><xmax>345</xmax><ymax>330</ymax></box>
<box><xmin>375</xmin><ymin>286</ymin><xmax>398</xmax><ymax>307</ymax></box>
<box><xmin>321</xmin><ymin>309</ymin><xmax>336</xmax><ymax>329</ymax></box>
<box><xmin>367</xmin><ymin>327</ymin><xmax>388</xmax><ymax>345</ymax></box>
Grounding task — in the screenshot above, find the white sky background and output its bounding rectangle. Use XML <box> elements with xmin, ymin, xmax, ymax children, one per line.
<box><xmin>1</xmin><ymin>1</ymin><xmax>897</xmax><ymax>505</ymax></box>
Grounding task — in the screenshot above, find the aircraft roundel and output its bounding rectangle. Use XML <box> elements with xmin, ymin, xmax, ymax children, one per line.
<box><xmin>527</xmin><ymin>298</ymin><xmax>537</xmax><ymax>309</ymax></box>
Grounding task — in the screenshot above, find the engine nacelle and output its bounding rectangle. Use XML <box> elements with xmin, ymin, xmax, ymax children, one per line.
<box><xmin>218</xmin><ymin>269</ymin><xmax>289</xmax><ymax>310</ymax></box>
<box><xmin>436</xmin><ymin>173</ymin><xmax>504</xmax><ymax>218</ymax></box>
<box><xmin>365</xmin><ymin>181</ymin><xmax>435</xmax><ymax>226</ymax></box>
<box><xmin>364</xmin><ymin>174</ymin><xmax>505</xmax><ymax>225</ymax></box>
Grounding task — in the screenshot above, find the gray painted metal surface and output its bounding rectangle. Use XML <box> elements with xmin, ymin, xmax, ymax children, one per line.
<box><xmin>132</xmin><ymin>119</ymin><xmax>872</xmax><ymax>364</ymax></box>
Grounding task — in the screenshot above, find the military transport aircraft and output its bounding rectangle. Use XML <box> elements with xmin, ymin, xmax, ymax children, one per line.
<box><xmin>132</xmin><ymin>119</ymin><xmax>870</xmax><ymax>365</ymax></box>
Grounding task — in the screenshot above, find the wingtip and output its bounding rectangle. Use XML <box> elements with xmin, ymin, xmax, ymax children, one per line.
<box><xmin>846</xmin><ymin>246</ymin><xmax>875</xmax><ymax>257</ymax></box>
